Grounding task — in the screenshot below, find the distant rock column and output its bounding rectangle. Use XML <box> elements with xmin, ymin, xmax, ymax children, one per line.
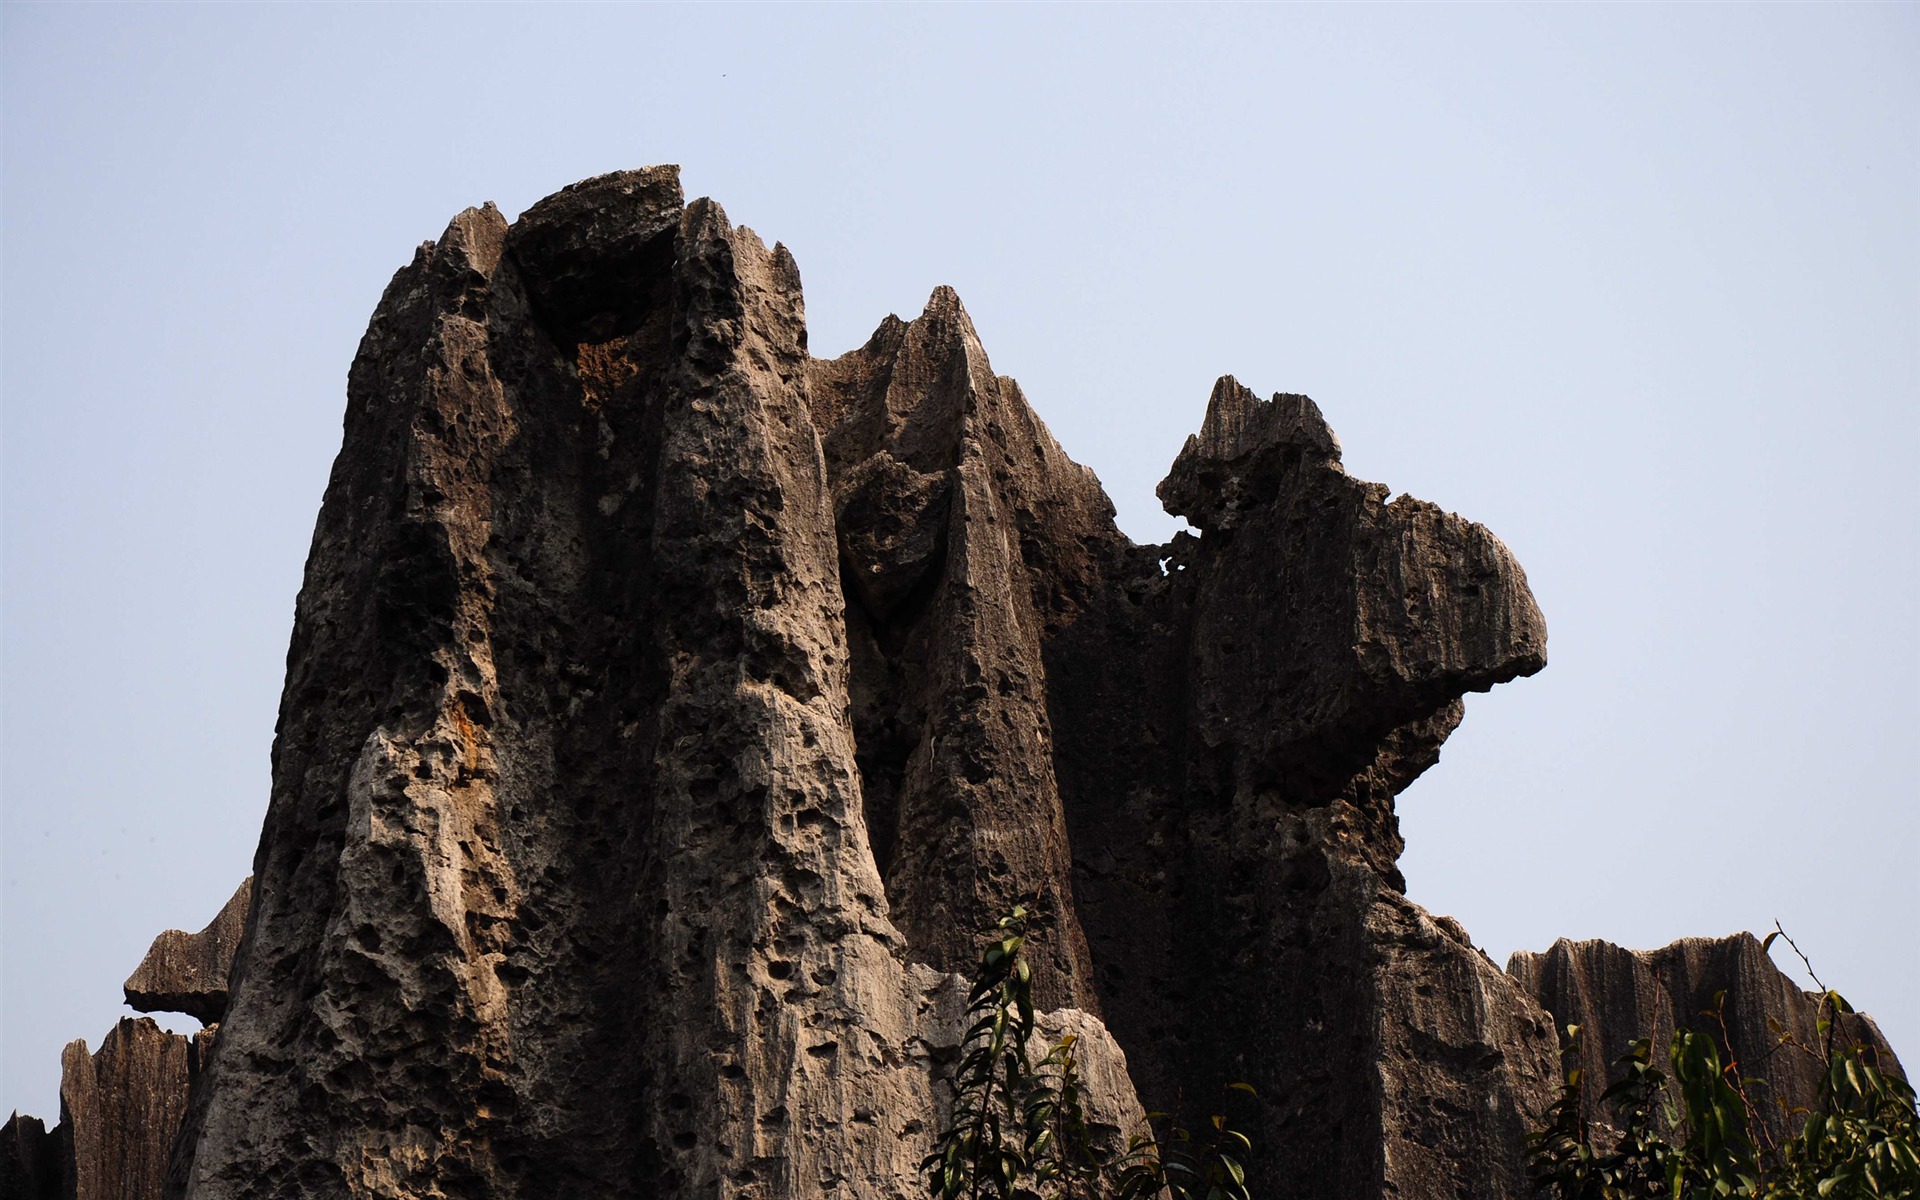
<box><xmin>1510</xmin><ymin>933</ymin><xmax>1906</xmax><ymax>1151</ymax></box>
<box><xmin>2</xmin><ymin>1112</ymin><xmax>60</xmax><ymax>1200</ymax></box>
<box><xmin>58</xmin><ymin>1018</ymin><xmax>194</xmax><ymax>1200</ymax></box>
<box><xmin>0</xmin><ymin>876</ymin><xmax>247</xmax><ymax>1200</ymax></box>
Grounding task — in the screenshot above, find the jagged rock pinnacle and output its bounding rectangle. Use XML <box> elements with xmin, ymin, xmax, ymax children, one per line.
<box><xmin>7</xmin><ymin>167</ymin><xmax>1896</xmax><ymax>1200</ymax></box>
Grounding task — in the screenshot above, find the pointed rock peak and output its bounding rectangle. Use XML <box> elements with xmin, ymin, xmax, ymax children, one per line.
<box><xmin>1158</xmin><ymin>376</ymin><xmax>1343</xmax><ymax>528</ymax></box>
<box><xmin>123</xmin><ymin>877</ymin><xmax>252</xmax><ymax>1026</ymax></box>
<box><xmin>681</xmin><ymin>194</ymin><xmax>729</xmax><ymax>238</ymax></box>
<box><xmin>916</xmin><ymin>285</ymin><xmax>984</xmax><ymax>343</ymax></box>
<box><xmin>922</xmin><ymin>284</ymin><xmax>965</xmax><ymax>317</ymax></box>
<box><xmin>866</xmin><ymin>312</ymin><xmax>911</xmax><ymax>348</ymax></box>
<box><xmin>1197</xmin><ymin>375</ymin><xmax>1341</xmax><ymax>464</ymax></box>
<box><xmin>433</xmin><ymin>202</ymin><xmax>509</xmax><ymax>279</ymax></box>
<box><xmin>507</xmin><ymin>165</ymin><xmax>686</xmax><ymax>345</ymax></box>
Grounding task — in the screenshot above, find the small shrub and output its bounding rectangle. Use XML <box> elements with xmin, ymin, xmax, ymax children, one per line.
<box><xmin>924</xmin><ymin>903</ymin><xmax>1258</xmax><ymax>1200</ymax></box>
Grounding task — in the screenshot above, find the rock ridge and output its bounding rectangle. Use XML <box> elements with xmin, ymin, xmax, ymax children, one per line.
<box><xmin>1509</xmin><ymin>933</ymin><xmax>1905</xmax><ymax>1153</ymax></box>
<box><xmin>3</xmin><ymin>167</ymin><xmax>1900</xmax><ymax>1200</ymax></box>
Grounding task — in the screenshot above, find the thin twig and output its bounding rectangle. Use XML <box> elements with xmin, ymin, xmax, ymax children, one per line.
<box><xmin>1769</xmin><ymin>919</ymin><xmax>1827</xmax><ymax>994</ymax></box>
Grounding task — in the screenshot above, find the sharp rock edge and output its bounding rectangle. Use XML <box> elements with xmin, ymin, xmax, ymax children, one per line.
<box><xmin>6</xmin><ymin>167</ymin><xmax>1900</xmax><ymax>1200</ymax></box>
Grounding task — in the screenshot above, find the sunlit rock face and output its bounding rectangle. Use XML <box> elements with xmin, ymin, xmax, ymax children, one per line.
<box><xmin>162</xmin><ymin>169</ymin><xmax>1142</xmax><ymax>1200</ymax></box>
<box><xmin>124</xmin><ymin>879</ymin><xmax>252</xmax><ymax>1027</ymax></box>
<box><xmin>25</xmin><ymin>166</ymin><xmax>1896</xmax><ymax>1200</ymax></box>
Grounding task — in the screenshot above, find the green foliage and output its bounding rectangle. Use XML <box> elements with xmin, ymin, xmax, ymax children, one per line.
<box><xmin>924</xmin><ymin>904</ymin><xmax>1260</xmax><ymax>1200</ymax></box>
<box><xmin>1111</xmin><ymin>1089</ymin><xmax>1259</xmax><ymax>1200</ymax></box>
<box><xmin>1528</xmin><ymin>940</ymin><xmax>1919</xmax><ymax>1200</ymax></box>
<box><xmin>1529</xmin><ymin>1035</ymin><xmax>1675</xmax><ymax>1198</ymax></box>
<box><xmin>1777</xmin><ymin>1033</ymin><xmax>1920</xmax><ymax>1197</ymax></box>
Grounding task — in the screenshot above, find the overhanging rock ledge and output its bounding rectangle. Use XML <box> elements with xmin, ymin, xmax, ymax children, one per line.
<box><xmin>4</xmin><ymin>167</ymin><xmax>1899</xmax><ymax>1200</ymax></box>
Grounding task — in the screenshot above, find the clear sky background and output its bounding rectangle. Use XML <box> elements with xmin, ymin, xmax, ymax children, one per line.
<box><xmin>3</xmin><ymin>4</ymin><xmax>1914</xmax><ymax>1120</ymax></box>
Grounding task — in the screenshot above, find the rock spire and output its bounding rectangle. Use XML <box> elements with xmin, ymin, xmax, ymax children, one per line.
<box><xmin>4</xmin><ymin>167</ymin><xmax>1899</xmax><ymax>1200</ymax></box>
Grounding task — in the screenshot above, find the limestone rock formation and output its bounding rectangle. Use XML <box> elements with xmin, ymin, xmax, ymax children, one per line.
<box><xmin>125</xmin><ymin>879</ymin><xmax>252</xmax><ymax>1025</ymax></box>
<box><xmin>8</xmin><ymin>166</ymin><xmax>1904</xmax><ymax>1200</ymax></box>
<box><xmin>2</xmin><ymin>1113</ymin><xmax>59</xmax><ymax>1200</ymax></box>
<box><xmin>1046</xmin><ymin>375</ymin><xmax>1558</xmax><ymax>1198</ymax></box>
<box><xmin>166</xmin><ymin>169</ymin><xmax>1141</xmax><ymax>1200</ymax></box>
<box><xmin>808</xmin><ymin>291</ymin><xmax>1126</xmax><ymax>1012</ymax></box>
<box><xmin>60</xmin><ymin>1019</ymin><xmax>195</xmax><ymax>1200</ymax></box>
<box><xmin>1509</xmin><ymin>933</ymin><xmax>1906</xmax><ymax>1150</ymax></box>
<box><xmin>3</xmin><ymin>880</ymin><xmax>250</xmax><ymax>1200</ymax></box>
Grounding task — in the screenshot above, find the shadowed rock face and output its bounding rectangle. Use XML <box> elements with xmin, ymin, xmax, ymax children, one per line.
<box><xmin>1509</xmin><ymin>934</ymin><xmax>1906</xmax><ymax>1152</ymax></box>
<box><xmin>808</xmin><ymin>292</ymin><xmax>1127</xmax><ymax>1012</ymax></box>
<box><xmin>2</xmin><ymin>1112</ymin><xmax>60</xmax><ymax>1200</ymax></box>
<box><xmin>12</xmin><ymin>167</ymin><xmax>1901</xmax><ymax>1200</ymax></box>
<box><xmin>1047</xmin><ymin>375</ymin><xmax>1557</xmax><ymax>1198</ymax></box>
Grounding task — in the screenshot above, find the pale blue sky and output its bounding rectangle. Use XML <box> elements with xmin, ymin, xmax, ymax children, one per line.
<box><xmin>3</xmin><ymin>4</ymin><xmax>1915</xmax><ymax>1119</ymax></box>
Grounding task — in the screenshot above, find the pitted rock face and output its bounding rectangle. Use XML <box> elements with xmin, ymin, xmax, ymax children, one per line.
<box><xmin>34</xmin><ymin>165</ymin><xmax>1898</xmax><ymax>1200</ymax></box>
<box><xmin>1157</xmin><ymin>375</ymin><xmax>1343</xmax><ymax>530</ymax></box>
<box><xmin>807</xmin><ymin>287</ymin><xmax>1127</xmax><ymax>1013</ymax></box>
<box><xmin>1048</xmin><ymin>370</ymin><xmax>1557</xmax><ymax>1198</ymax></box>
<box><xmin>163</xmin><ymin>169</ymin><xmax>1140</xmax><ymax>1200</ymax></box>
<box><xmin>162</xmin><ymin>166</ymin><xmax>1554</xmax><ymax>1199</ymax></box>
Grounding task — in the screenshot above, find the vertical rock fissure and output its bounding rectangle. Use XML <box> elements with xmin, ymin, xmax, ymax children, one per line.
<box><xmin>21</xmin><ymin>166</ymin><xmax>1876</xmax><ymax>1200</ymax></box>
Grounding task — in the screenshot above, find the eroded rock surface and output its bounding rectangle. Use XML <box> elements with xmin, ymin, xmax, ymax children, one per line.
<box><xmin>83</xmin><ymin>170</ymin><xmax>1556</xmax><ymax>1200</ymax></box>
<box><xmin>167</xmin><ymin>169</ymin><xmax>1140</xmax><ymax>1200</ymax></box>
<box><xmin>59</xmin><ymin>1018</ymin><xmax>195</xmax><ymax>1200</ymax></box>
<box><xmin>1510</xmin><ymin>933</ymin><xmax>1907</xmax><ymax>1151</ymax></box>
<box><xmin>808</xmin><ymin>292</ymin><xmax>1126</xmax><ymax>1012</ymax></box>
<box><xmin>124</xmin><ymin>878</ymin><xmax>252</xmax><ymax>1026</ymax></box>
<box><xmin>1046</xmin><ymin>375</ymin><xmax>1559</xmax><ymax>1197</ymax></box>
<box><xmin>7</xmin><ymin>879</ymin><xmax>246</xmax><ymax>1200</ymax></box>
<box><xmin>2</xmin><ymin>1112</ymin><xmax>59</xmax><ymax>1200</ymax></box>
<box><xmin>14</xmin><ymin>166</ymin><xmax>1902</xmax><ymax>1200</ymax></box>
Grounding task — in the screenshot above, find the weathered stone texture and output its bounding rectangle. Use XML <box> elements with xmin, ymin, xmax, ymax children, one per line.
<box><xmin>808</xmin><ymin>291</ymin><xmax>1126</xmax><ymax>1012</ymax></box>
<box><xmin>143</xmin><ymin>171</ymin><xmax>1574</xmax><ymax>1200</ymax></box>
<box><xmin>10</xmin><ymin>166</ymin><xmax>1903</xmax><ymax>1200</ymax></box>
<box><xmin>1047</xmin><ymin>374</ymin><xmax>1558</xmax><ymax>1197</ymax></box>
<box><xmin>166</xmin><ymin>169</ymin><xmax>1141</xmax><ymax>1200</ymax></box>
<box><xmin>1510</xmin><ymin>933</ymin><xmax>1906</xmax><ymax>1151</ymax></box>
<box><xmin>2</xmin><ymin>1112</ymin><xmax>60</xmax><ymax>1200</ymax></box>
<box><xmin>124</xmin><ymin>878</ymin><xmax>253</xmax><ymax>1026</ymax></box>
<box><xmin>58</xmin><ymin>1018</ymin><xmax>194</xmax><ymax>1200</ymax></box>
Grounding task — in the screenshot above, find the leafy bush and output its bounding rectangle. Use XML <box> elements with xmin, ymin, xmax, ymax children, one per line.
<box><xmin>923</xmin><ymin>904</ymin><xmax>1258</xmax><ymax>1200</ymax></box>
<box><xmin>1528</xmin><ymin>930</ymin><xmax>1918</xmax><ymax>1199</ymax></box>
